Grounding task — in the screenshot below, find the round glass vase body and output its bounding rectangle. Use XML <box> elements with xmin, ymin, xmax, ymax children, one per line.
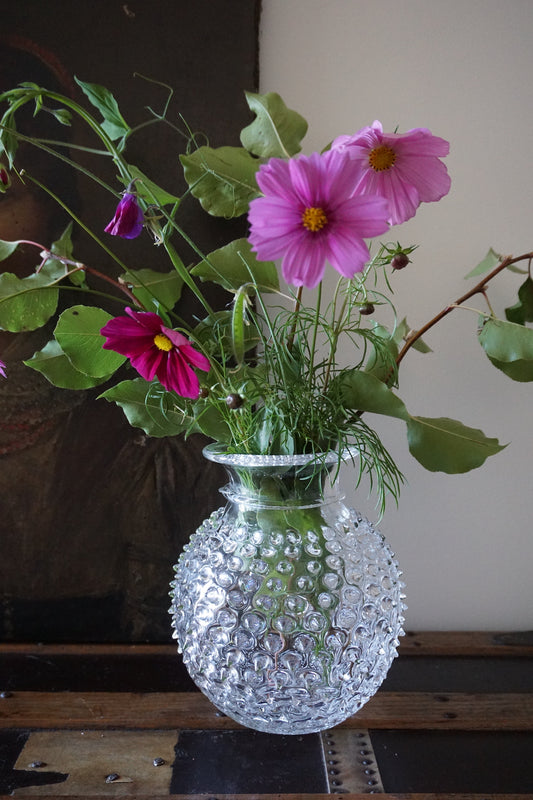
<box><xmin>170</xmin><ymin>446</ymin><xmax>406</xmax><ymax>734</ymax></box>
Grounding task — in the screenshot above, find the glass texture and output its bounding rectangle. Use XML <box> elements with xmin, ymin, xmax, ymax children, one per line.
<box><xmin>169</xmin><ymin>446</ymin><xmax>406</xmax><ymax>734</ymax></box>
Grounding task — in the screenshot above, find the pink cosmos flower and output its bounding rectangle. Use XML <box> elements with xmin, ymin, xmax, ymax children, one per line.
<box><xmin>100</xmin><ymin>308</ymin><xmax>210</xmax><ymax>398</ymax></box>
<box><xmin>0</xmin><ymin>359</ymin><xmax>6</xmax><ymax>379</ymax></box>
<box><xmin>332</xmin><ymin>122</ymin><xmax>451</xmax><ymax>225</ymax></box>
<box><xmin>247</xmin><ymin>149</ymin><xmax>390</xmax><ymax>289</ymax></box>
<box><xmin>105</xmin><ymin>191</ymin><xmax>144</xmax><ymax>239</ymax></box>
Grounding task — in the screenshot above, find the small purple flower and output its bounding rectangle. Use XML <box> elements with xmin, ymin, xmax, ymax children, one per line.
<box><xmin>0</xmin><ymin>359</ymin><xmax>6</xmax><ymax>378</ymax></box>
<box><xmin>105</xmin><ymin>189</ymin><xmax>144</xmax><ymax>239</ymax></box>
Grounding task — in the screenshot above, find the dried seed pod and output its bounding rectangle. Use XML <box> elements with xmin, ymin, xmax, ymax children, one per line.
<box><xmin>391</xmin><ymin>253</ymin><xmax>410</xmax><ymax>270</ymax></box>
<box><xmin>226</xmin><ymin>393</ymin><xmax>244</xmax><ymax>409</ymax></box>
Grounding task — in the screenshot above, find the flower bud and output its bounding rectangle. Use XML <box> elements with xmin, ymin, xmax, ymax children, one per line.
<box><xmin>359</xmin><ymin>303</ymin><xmax>375</xmax><ymax>316</ymax></box>
<box><xmin>226</xmin><ymin>393</ymin><xmax>244</xmax><ymax>409</ymax></box>
<box><xmin>105</xmin><ymin>189</ymin><xmax>144</xmax><ymax>239</ymax></box>
<box><xmin>391</xmin><ymin>253</ymin><xmax>410</xmax><ymax>270</ymax></box>
<box><xmin>0</xmin><ymin>165</ymin><xmax>11</xmax><ymax>193</ymax></box>
<box><xmin>199</xmin><ymin>387</ymin><xmax>210</xmax><ymax>399</ymax></box>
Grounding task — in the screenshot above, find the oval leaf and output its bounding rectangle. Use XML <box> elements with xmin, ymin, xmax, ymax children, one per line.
<box><xmin>75</xmin><ymin>78</ymin><xmax>130</xmax><ymax>141</ymax></box>
<box><xmin>407</xmin><ymin>415</ymin><xmax>505</xmax><ymax>473</ymax></box>
<box><xmin>240</xmin><ymin>91</ymin><xmax>308</xmax><ymax>158</ymax></box>
<box><xmin>464</xmin><ymin>247</ymin><xmax>501</xmax><ymax>279</ymax></box>
<box><xmin>180</xmin><ymin>146</ymin><xmax>260</xmax><ymax>218</ymax></box>
<box><xmin>54</xmin><ymin>305</ymin><xmax>126</xmax><ymax>377</ymax></box>
<box><xmin>505</xmin><ymin>277</ymin><xmax>533</xmax><ymax>325</ymax></box>
<box><xmin>126</xmin><ymin>164</ymin><xmax>181</xmax><ymax>207</ymax></box>
<box><xmin>192</xmin><ymin>238</ymin><xmax>279</xmax><ymax>293</ymax></box>
<box><xmin>338</xmin><ymin>369</ymin><xmax>409</xmax><ymax>420</ymax></box>
<box><xmin>478</xmin><ymin>316</ymin><xmax>533</xmax><ymax>363</ymax></box>
<box><xmin>100</xmin><ymin>378</ymin><xmax>189</xmax><ymax>437</ymax></box>
<box><xmin>0</xmin><ymin>271</ymin><xmax>58</xmax><ymax>331</ymax></box>
<box><xmin>0</xmin><ymin>239</ymin><xmax>21</xmax><ymax>262</ymax></box>
<box><xmin>120</xmin><ymin>267</ymin><xmax>183</xmax><ymax>311</ymax></box>
<box><xmin>24</xmin><ymin>338</ymin><xmax>111</xmax><ymax>389</ymax></box>
<box><xmin>486</xmin><ymin>355</ymin><xmax>533</xmax><ymax>382</ymax></box>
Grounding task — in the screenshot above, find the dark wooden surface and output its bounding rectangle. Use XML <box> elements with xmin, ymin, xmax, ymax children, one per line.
<box><xmin>0</xmin><ymin>632</ymin><xmax>532</xmax><ymax>798</ymax></box>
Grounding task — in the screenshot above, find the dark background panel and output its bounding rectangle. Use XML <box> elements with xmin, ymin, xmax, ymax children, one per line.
<box><xmin>0</xmin><ymin>0</ymin><xmax>261</xmax><ymax>643</ymax></box>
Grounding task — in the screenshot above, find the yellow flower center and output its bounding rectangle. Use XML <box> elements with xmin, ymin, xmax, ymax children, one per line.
<box><xmin>301</xmin><ymin>206</ymin><xmax>328</xmax><ymax>232</ymax></box>
<box><xmin>153</xmin><ymin>333</ymin><xmax>173</xmax><ymax>351</ymax></box>
<box><xmin>368</xmin><ymin>144</ymin><xmax>397</xmax><ymax>172</ymax></box>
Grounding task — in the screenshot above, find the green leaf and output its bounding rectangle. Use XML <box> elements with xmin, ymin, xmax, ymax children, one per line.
<box><xmin>363</xmin><ymin>324</ymin><xmax>399</xmax><ymax>382</ymax></box>
<box><xmin>191</xmin><ymin>238</ymin><xmax>279</xmax><ymax>293</ymax></box>
<box><xmin>75</xmin><ymin>78</ymin><xmax>130</xmax><ymax>142</ymax></box>
<box><xmin>0</xmin><ymin>240</ymin><xmax>21</xmax><ymax>262</ymax></box>
<box><xmin>24</xmin><ymin>338</ymin><xmax>111</xmax><ymax>389</ymax></box>
<box><xmin>54</xmin><ymin>305</ymin><xmax>126</xmax><ymax>377</ymax></box>
<box><xmin>240</xmin><ymin>91</ymin><xmax>308</xmax><ymax>158</ymax></box>
<box><xmin>406</xmin><ymin>415</ymin><xmax>505</xmax><ymax>473</ymax></box>
<box><xmin>120</xmin><ymin>268</ymin><xmax>183</xmax><ymax>311</ymax></box>
<box><xmin>0</xmin><ymin>271</ymin><xmax>59</xmax><ymax>331</ymax></box>
<box><xmin>478</xmin><ymin>316</ymin><xmax>533</xmax><ymax>363</ymax></box>
<box><xmin>390</xmin><ymin>317</ymin><xmax>432</xmax><ymax>354</ymax></box>
<box><xmin>192</xmin><ymin>400</ymin><xmax>231</xmax><ymax>442</ymax></box>
<box><xmin>464</xmin><ymin>247</ymin><xmax>502</xmax><ymax>279</ymax></box>
<box><xmin>46</xmin><ymin>222</ymin><xmax>86</xmax><ymax>286</ymax></box>
<box><xmin>100</xmin><ymin>379</ymin><xmax>189</xmax><ymax>437</ymax></box>
<box><xmin>49</xmin><ymin>107</ymin><xmax>72</xmax><ymax>126</ymax></box>
<box><xmin>180</xmin><ymin>146</ymin><xmax>260</xmax><ymax>217</ymax></box>
<box><xmin>126</xmin><ymin>164</ymin><xmax>181</xmax><ymax>207</ymax></box>
<box><xmin>337</xmin><ymin>369</ymin><xmax>409</xmax><ymax>420</ymax></box>
<box><xmin>505</xmin><ymin>277</ymin><xmax>533</xmax><ymax>325</ymax></box>
<box><xmin>485</xmin><ymin>356</ymin><xmax>533</xmax><ymax>382</ymax></box>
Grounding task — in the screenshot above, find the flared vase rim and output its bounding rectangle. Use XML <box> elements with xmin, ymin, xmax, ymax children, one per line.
<box><xmin>203</xmin><ymin>443</ymin><xmax>356</xmax><ymax>468</ymax></box>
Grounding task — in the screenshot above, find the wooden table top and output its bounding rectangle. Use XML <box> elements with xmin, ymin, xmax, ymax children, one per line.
<box><xmin>0</xmin><ymin>631</ymin><xmax>531</xmax><ymax>799</ymax></box>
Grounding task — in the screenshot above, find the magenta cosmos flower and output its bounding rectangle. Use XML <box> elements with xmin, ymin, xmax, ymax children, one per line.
<box><xmin>105</xmin><ymin>191</ymin><xmax>144</xmax><ymax>239</ymax></box>
<box><xmin>101</xmin><ymin>308</ymin><xmax>210</xmax><ymax>398</ymax></box>
<box><xmin>0</xmin><ymin>359</ymin><xmax>6</xmax><ymax>379</ymax></box>
<box><xmin>248</xmin><ymin>149</ymin><xmax>390</xmax><ymax>289</ymax></box>
<box><xmin>332</xmin><ymin>122</ymin><xmax>451</xmax><ymax>226</ymax></box>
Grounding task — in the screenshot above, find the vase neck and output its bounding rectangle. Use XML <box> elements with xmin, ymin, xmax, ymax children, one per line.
<box><xmin>203</xmin><ymin>447</ymin><xmax>345</xmax><ymax>510</ymax></box>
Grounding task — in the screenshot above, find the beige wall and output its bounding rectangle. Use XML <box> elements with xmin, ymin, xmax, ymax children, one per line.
<box><xmin>259</xmin><ymin>0</ymin><xmax>533</xmax><ymax>630</ymax></box>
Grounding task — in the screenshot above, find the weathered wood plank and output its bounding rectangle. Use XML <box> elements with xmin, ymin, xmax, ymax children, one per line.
<box><xmin>1</xmin><ymin>691</ymin><xmax>532</xmax><ymax>731</ymax></box>
<box><xmin>0</xmin><ymin>793</ymin><xmax>526</xmax><ymax>800</ymax></box>
<box><xmin>399</xmin><ymin>631</ymin><xmax>533</xmax><ymax>656</ymax></box>
<box><xmin>2</xmin><ymin>630</ymin><xmax>532</xmax><ymax>659</ymax></box>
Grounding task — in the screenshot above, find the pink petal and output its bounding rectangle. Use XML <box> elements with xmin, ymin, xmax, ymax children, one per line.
<box><xmin>130</xmin><ymin>347</ymin><xmax>161</xmax><ymax>382</ymax></box>
<box><xmin>179</xmin><ymin>343</ymin><xmax>211</xmax><ymax>372</ymax></box>
<box><xmin>288</xmin><ymin>152</ymin><xmax>322</xmax><ymax>205</ymax></box>
<box><xmin>281</xmin><ymin>237</ymin><xmax>327</xmax><ymax>288</ymax></box>
<box><xmin>391</xmin><ymin>128</ymin><xmax>450</xmax><ymax>157</ymax></box>
<box><xmin>395</xmin><ymin>156</ymin><xmax>451</xmax><ymax>203</ymax></box>
<box><xmin>255</xmin><ymin>158</ymin><xmax>301</xmax><ymax>204</ymax></box>
<box><xmin>325</xmin><ymin>229</ymin><xmax>370</xmax><ymax>277</ymax></box>
<box><xmin>162</xmin><ymin>352</ymin><xmax>200</xmax><ymax>398</ymax></box>
<box><xmin>336</xmin><ymin>194</ymin><xmax>390</xmax><ymax>237</ymax></box>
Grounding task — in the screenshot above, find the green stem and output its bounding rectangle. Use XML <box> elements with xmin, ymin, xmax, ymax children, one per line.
<box><xmin>308</xmin><ymin>282</ymin><xmax>322</xmax><ymax>390</ymax></box>
<box><xmin>286</xmin><ymin>286</ymin><xmax>303</xmax><ymax>352</ymax></box>
<box><xmin>163</xmin><ymin>240</ymin><xmax>214</xmax><ymax>318</ymax></box>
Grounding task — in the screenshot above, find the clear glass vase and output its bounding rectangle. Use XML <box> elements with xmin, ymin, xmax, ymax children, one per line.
<box><xmin>169</xmin><ymin>445</ymin><xmax>406</xmax><ymax>734</ymax></box>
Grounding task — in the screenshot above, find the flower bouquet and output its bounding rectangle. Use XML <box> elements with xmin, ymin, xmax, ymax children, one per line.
<box><xmin>1</xmin><ymin>80</ymin><xmax>532</xmax><ymax>732</ymax></box>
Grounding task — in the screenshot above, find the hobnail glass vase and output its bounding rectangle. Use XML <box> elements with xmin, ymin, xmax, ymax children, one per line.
<box><xmin>169</xmin><ymin>445</ymin><xmax>406</xmax><ymax>734</ymax></box>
